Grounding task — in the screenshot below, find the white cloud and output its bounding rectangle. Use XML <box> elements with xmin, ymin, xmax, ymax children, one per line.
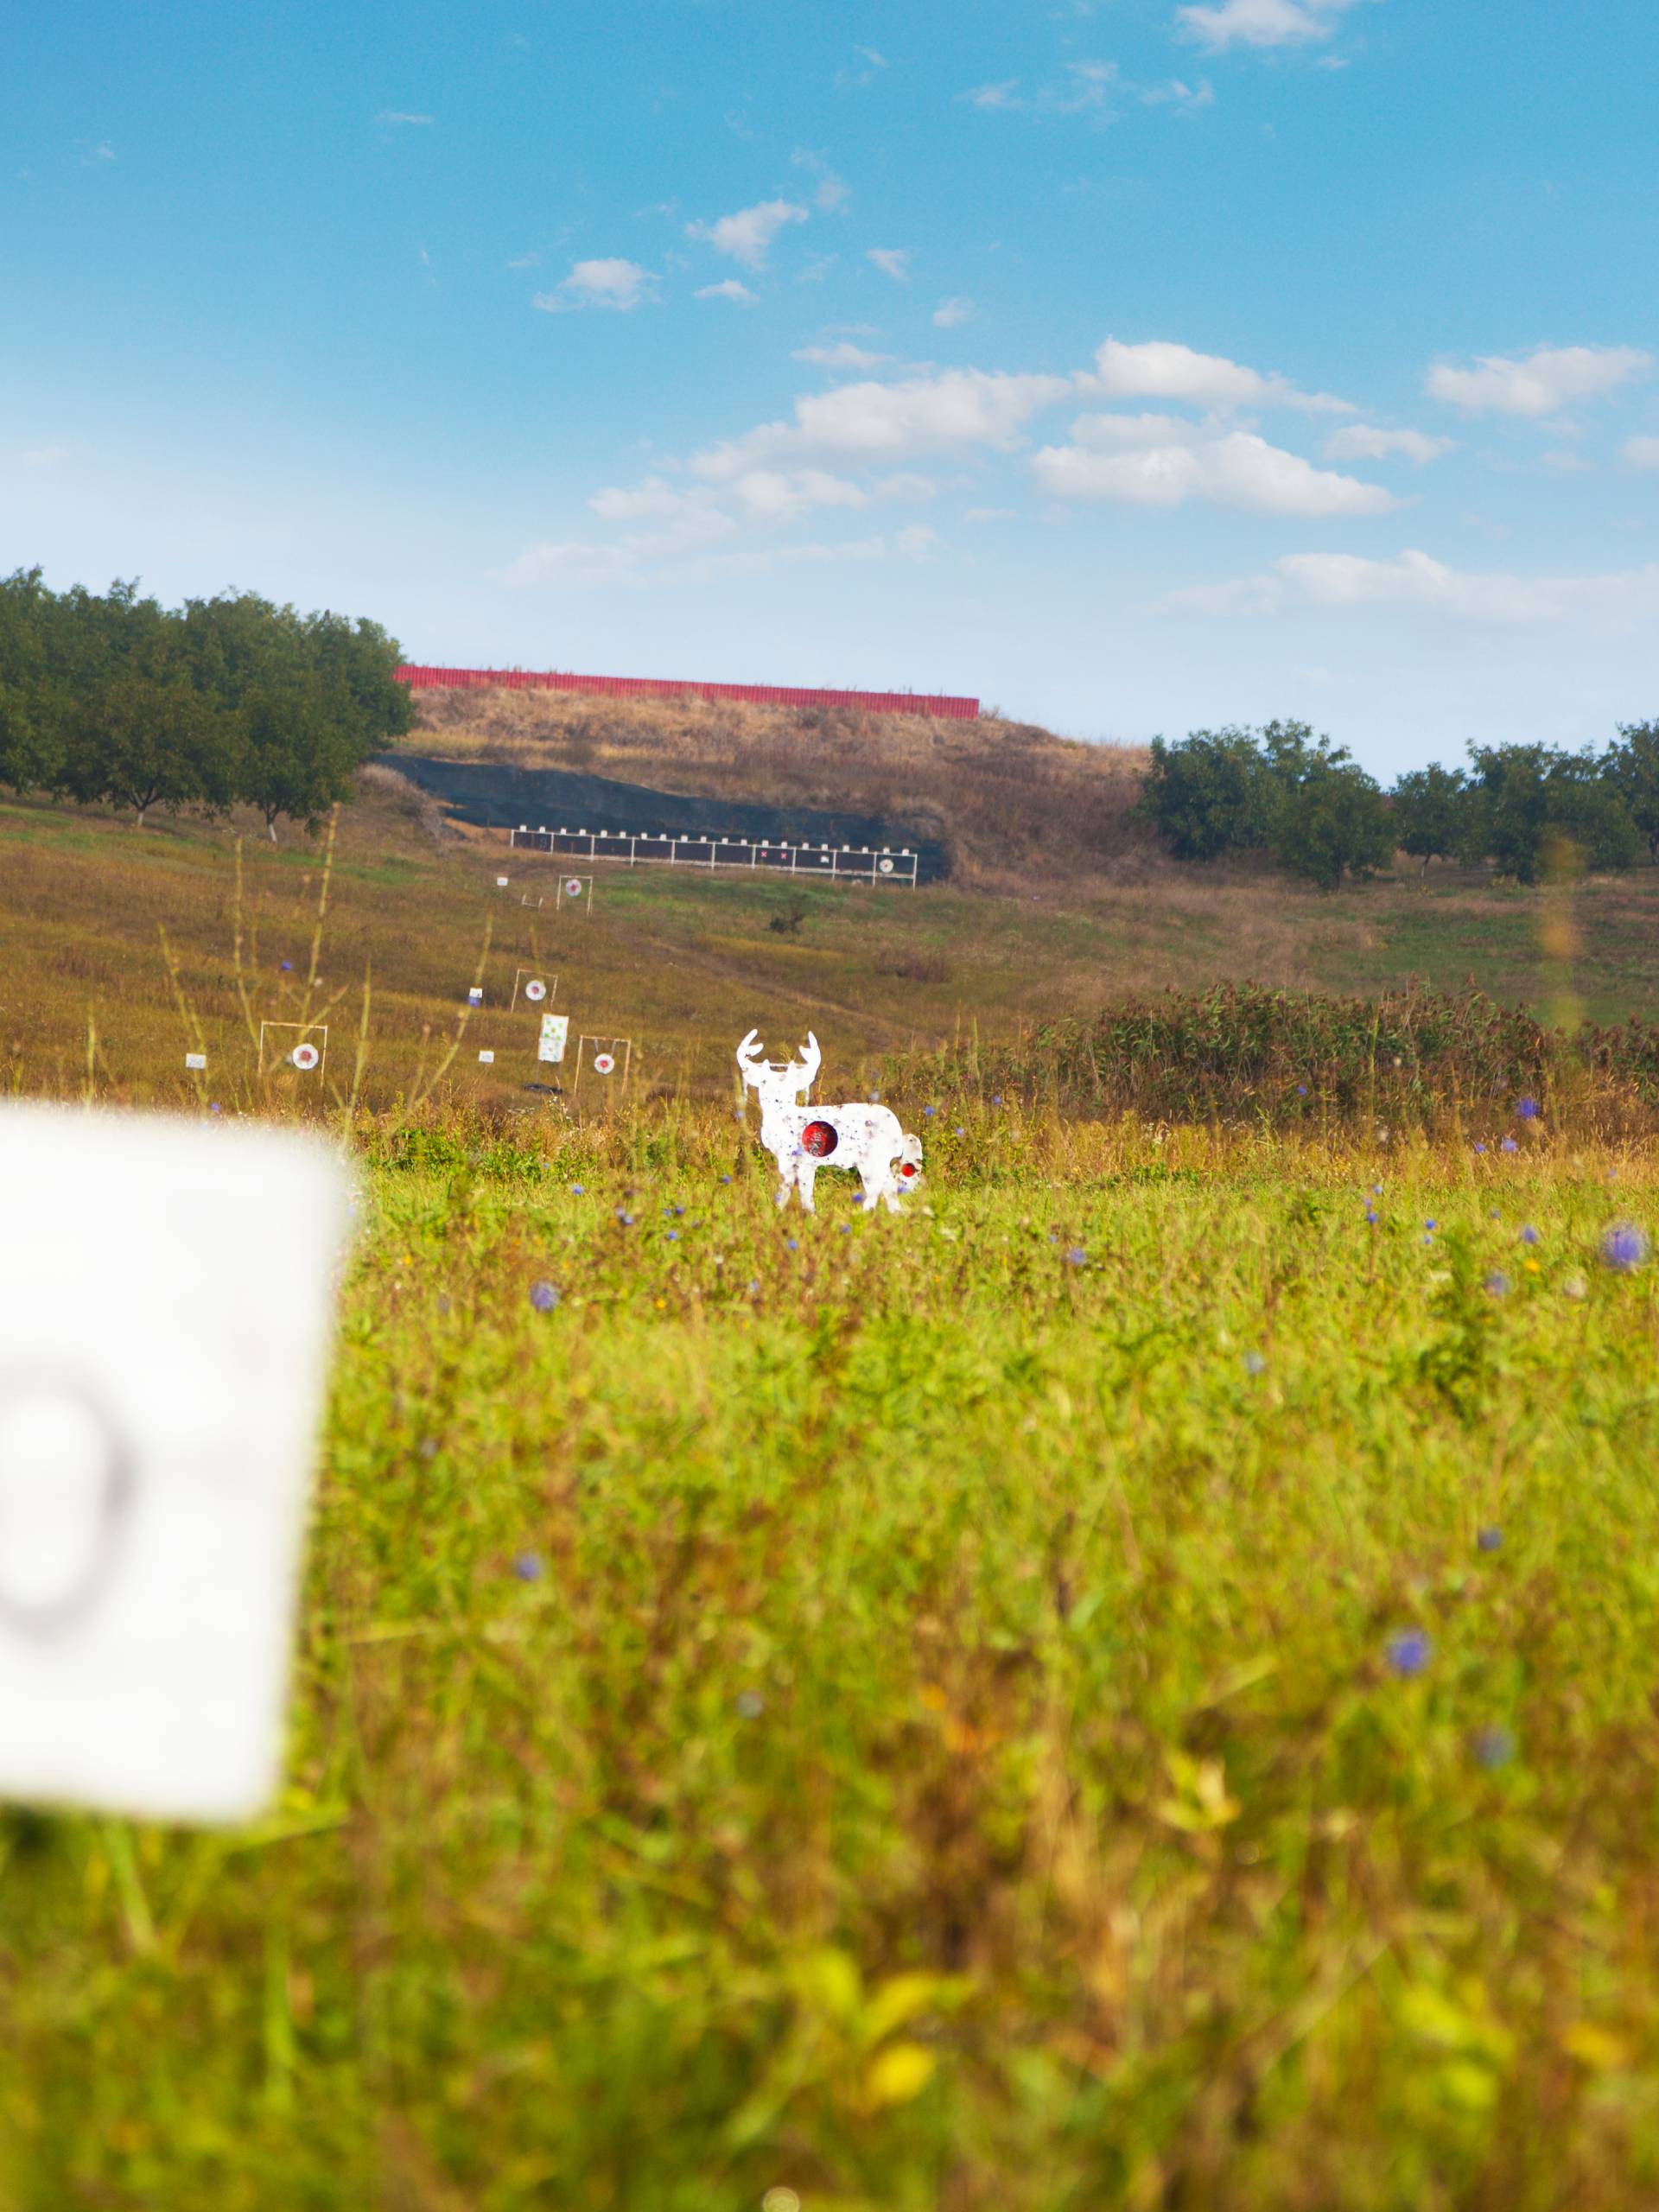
<box><xmin>375</xmin><ymin>111</ymin><xmax>434</xmax><ymax>125</ymax></box>
<box><xmin>1323</xmin><ymin>423</ymin><xmax>1456</xmax><ymax>464</ymax></box>
<box><xmin>1033</xmin><ymin>418</ymin><xmax>1397</xmax><ymax>514</ymax></box>
<box><xmin>1177</xmin><ymin>0</ymin><xmax>1358</xmax><ymax>50</ymax></box>
<box><xmin>1060</xmin><ymin>60</ymin><xmax>1119</xmax><ymax>109</ymax></box>
<box><xmin>1426</xmin><ymin>344</ymin><xmax>1650</xmax><ymax>417</ymax></box>
<box><xmin>696</xmin><ymin>279</ymin><xmax>757</xmax><ymax>303</ymax></box>
<box><xmin>932</xmin><ymin>297</ymin><xmax>976</xmax><ymax>328</ymax></box>
<box><xmin>868</xmin><ymin>248</ymin><xmax>913</xmax><ymax>282</ymax></box>
<box><xmin>501</xmin><ymin>516</ymin><xmax>936</xmax><ymax>590</ymax></box>
<box><xmin>793</xmin><ymin>149</ymin><xmax>849</xmax><ymax>212</ymax></box>
<box><xmin>1088</xmin><ymin>335</ymin><xmax>1354</xmax><ymax>413</ymax></box>
<box><xmin>505</xmin><ymin>252</ymin><xmax>541</xmax><ymax>270</ymax></box>
<box><xmin>962</xmin><ymin>79</ymin><xmax>1025</xmax><ymax>110</ymax></box>
<box><xmin>689</xmin><ymin>367</ymin><xmax>1073</xmax><ymax>478</ymax></box>
<box><xmin>1623</xmin><ymin>435</ymin><xmax>1659</xmax><ymax>470</ymax></box>
<box><xmin>793</xmin><ymin>341</ymin><xmax>894</xmax><ymax>369</ymax></box>
<box><xmin>1169</xmin><ymin>548</ymin><xmax>1659</xmax><ymax>626</ymax></box>
<box><xmin>1141</xmin><ymin>78</ymin><xmax>1216</xmax><ymax>107</ymax></box>
<box><xmin>855</xmin><ymin>45</ymin><xmax>887</xmax><ymax>68</ymax></box>
<box><xmin>535</xmin><ymin>258</ymin><xmax>653</xmax><ymax>313</ymax></box>
<box><xmin>686</xmin><ymin>198</ymin><xmax>809</xmax><ymax>270</ymax></box>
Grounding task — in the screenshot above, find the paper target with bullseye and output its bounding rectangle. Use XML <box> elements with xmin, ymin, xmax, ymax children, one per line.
<box><xmin>524</xmin><ymin>978</ymin><xmax>547</xmax><ymax>1003</ymax></box>
<box><xmin>290</xmin><ymin>1043</ymin><xmax>320</xmax><ymax>1072</ymax></box>
<box><xmin>575</xmin><ymin>1035</ymin><xmax>633</xmax><ymax>1096</ymax></box>
<box><xmin>257</xmin><ymin>1022</ymin><xmax>328</xmax><ymax>1078</ymax></box>
<box><xmin>878</xmin><ymin>856</ymin><xmax>895</xmax><ymax>876</ymax></box>
<box><xmin>556</xmin><ymin>874</ymin><xmax>594</xmax><ymax>916</ymax></box>
<box><xmin>511</xmin><ymin>967</ymin><xmax>559</xmax><ymax>1012</ymax></box>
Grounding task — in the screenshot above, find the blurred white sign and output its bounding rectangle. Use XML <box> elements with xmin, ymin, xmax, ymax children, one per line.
<box><xmin>0</xmin><ymin>1105</ymin><xmax>352</xmax><ymax>1823</ymax></box>
<box><xmin>478</xmin><ymin>1050</ymin><xmax>495</xmax><ymax>1065</ymax></box>
<box><xmin>537</xmin><ymin>1014</ymin><xmax>569</xmax><ymax>1065</ymax></box>
<box><xmin>184</xmin><ymin>1053</ymin><xmax>207</xmax><ymax>1071</ymax></box>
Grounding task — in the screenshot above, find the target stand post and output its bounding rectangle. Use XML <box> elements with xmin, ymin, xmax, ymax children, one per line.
<box><xmin>574</xmin><ymin>1035</ymin><xmax>633</xmax><ymax>1099</ymax></box>
<box><xmin>257</xmin><ymin>1021</ymin><xmax>329</xmax><ymax>1077</ymax></box>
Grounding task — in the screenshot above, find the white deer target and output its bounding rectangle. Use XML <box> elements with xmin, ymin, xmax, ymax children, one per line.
<box><xmin>736</xmin><ymin>1030</ymin><xmax>922</xmax><ymax>1215</ymax></box>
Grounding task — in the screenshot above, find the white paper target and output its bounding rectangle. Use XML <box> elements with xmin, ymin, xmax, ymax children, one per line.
<box><xmin>184</xmin><ymin>1053</ymin><xmax>207</xmax><ymax>1071</ymax></box>
<box><xmin>524</xmin><ymin>979</ymin><xmax>547</xmax><ymax>1003</ymax></box>
<box><xmin>467</xmin><ymin>987</ymin><xmax>484</xmax><ymax>1005</ymax></box>
<box><xmin>592</xmin><ymin>1051</ymin><xmax>616</xmax><ymax>1076</ymax></box>
<box><xmin>496</xmin><ymin>875</ymin><xmax>509</xmax><ymax>887</ymax></box>
<box><xmin>878</xmin><ymin>857</ymin><xmax>894</xmax><ymax>875</ymax></box>
<box><xmin>564</xmin><ymin>878</ymin><xmax>583</xmax><ymax>899</ymax></box>
<box><xmin>0</xmin><ymin>1104</ymin><xmax>352</xmax><ymax>1821</ymax></box>
<box><xmin>290</xmin><ymin>1042</ymin><xmax>321</xmax><ymax>1072</ymax></box>
<box><xmin>537</xmin><ymin>1014</ymin><xmax>569</xmax><ymax>1065</ymax></box>
<box><xmin>478</xmin><ymin>1050</ymin><xmax>495</xmax><ymax>1065</ymax></box>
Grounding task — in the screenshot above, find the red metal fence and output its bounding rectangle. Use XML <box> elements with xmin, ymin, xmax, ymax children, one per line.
<box><xmin>394</xmin><ymin>664</ymin><xmax>979</xmax><ymax>721</ymax></box>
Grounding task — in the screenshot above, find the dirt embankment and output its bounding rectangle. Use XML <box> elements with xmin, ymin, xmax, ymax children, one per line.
<box><xmin>401</xmin><ymin>686</ymin><xmax>1152</xmax><ymax>884</ymax></box>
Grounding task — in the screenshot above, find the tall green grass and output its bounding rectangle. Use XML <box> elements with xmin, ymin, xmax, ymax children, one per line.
<box><xmin>3</xmin><ymin>1105</ymin><xmax>1659</xmax><ymax>2208</ymax></box>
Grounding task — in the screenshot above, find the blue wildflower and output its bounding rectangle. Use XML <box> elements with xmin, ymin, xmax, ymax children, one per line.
<box><xmin>1296</xmin><ymin>1084</ymin><xmax>1308</xmax><ymax>1097</ymax></box>
<box><xmin>1500</xmin><ymin>1136</ymin><xmax>1518</xmax><ymax>1154</ymax></box>
<box><xmin>616</xmin><ymin>1210</ymin><xmax>635</xmax><ymax>1226</ymax></box>
<box><xmin>1484</xmin><ymin>1271</ymin><xmax>1510</xmax><ymax>1296</ymax></box>
<box><xmin>839</xmin><ymin>1224</ymin><xmax>851</xmax><ymax>1234</ymax></box>
<box><xmin>571</xmin><ymin>1184</ymin><xmax>585</xmax><ymax>1195</ymax></box>
<box><xmin>1519</xmin><ymin>1224</ymin><xmax>1539</xmax><ymax>1245</ymax></box>
<box><xmin>1065</xmin><ymin>1247</ymin><xmax>1086</xmax><ymax>1267</ymax></box>
<box><xmin>1601</xmin><ymin>1224</ymin><xmax>1649</xmax><ymax>1272</ymax></box>
<box><xmin>1474</xmin><ymin>1142</ymin><xmax>1488</xmax><ymax>1155</ymax></box>
<box><xmin>734</xmin><ymin>1691</ymin><xmax>765</xmax><ymax>1719</ymax></box>
<box><xmin>665</xmin><ymin>1230</ymin><xmax>678</xmax><ymax>1242</ymax></box>
<box><xmin>279</xmin><ymin>960</ymin><xmax>292</xmax><ymax>972</ymax></box>
<box><xmin>785</xmin><ymin>1238</ymin><xmax>798</xmax><ymax>1251</ymax></box>
<box><xmin>924</xmin><ymin>1104</ymin><xmax>937</xmax><ymax>1117</ymax></box>
<box><xmin>208</xmin><ymin>1102</ymin><xmax>222</xmax><ymax>1115</ymax></box>
<box><xmin>992</xmin><ymin>1094</ymin><xmax>1003</xmax><ymax>1105</ymax></box>
<box><xmin>1477</xmin><ymin>1527</ymin><xmax>1503</xmax><ymax>1552</ymax></box>
<box><xmin>954</xmin><ymin>1126</ymin><xmax>964</xmax><ymax>1136</ymax></box>
<box><xmin>671</xmin><ymin>1205</ymin><xmax>684</xmax><ymax>1217</ymax></box>
<box><xmin>1385</xmin><ymin>1629</ymin><xmax>1432</xmax><ymax>1679</ymax></box>
<box><xmin>1425</xmin><ymin>1219</ymin><xmax>1437</xmax><ymax>1231</ymax></box>
<box><xmin>529</xmin><ymin>1280</ymin><xmax>560</xmax><ymax>1312</ymax></box>
<box><xmin>1516</xmin><ymin>1096</ymin><xmax>1541</xmax><ymax>1121</ymax></box>
<box><xmin>720</xmin><ymin>1174</ymin><xmax>732</xmax><ymax>1184</ymax></box>
<box><xmin>512</xmin><ymin>1551</ymin><xmax>543</xmax><ymax>1581</ymax></box>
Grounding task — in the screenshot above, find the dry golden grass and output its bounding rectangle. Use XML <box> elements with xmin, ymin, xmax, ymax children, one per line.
<box><xmin>403</xmin><ymin>684</ymin><xmax>1152</xmax><ymax>882</ymax></box>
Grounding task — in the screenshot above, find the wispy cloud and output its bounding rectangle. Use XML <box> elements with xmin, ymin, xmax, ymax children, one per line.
<box><xmin>533</xmin><ymin>258</ymin><xmax>654</xmax><ymax>314</ymax></box>
<box><xmin>375</xmin><ymin>110</ymin><xmax>435</xmax><ymax>125</ymax></box>
<box><xmin>686</xmin><ymin>198</ymin><xmax>810</xmax><ymax>270</ymax></box>
<box><xmin>1088</xmin><ymin>335</ymin><xmax>1354</xmax><ymax>413</ymax></box>
<box><xmin>1170</xmin><ymin>548</ymin><xmax>1659</xmax><ymax>626</ymax></box>
<box><xmin>1323</xmin><ymin>423</ymin><xmax>1456</xmax><ymax>464</ymax></box>
<box><xmin>1141</xmin><ymin>78</ymin><xmax>1216</xmax><ymax>109</ymax></box>
<box><xmin>793</xmin><ymin>341</ymin><xmax>895</xmax><ymax>370</ymax></box>
<box><xmin>867</xmin><ymin>248</ymin><xmax>912</xmax><ymax>283</ymax></box>
<box><xmin>962</xmin><ymin>79</ymin><xmax>1025</xmax><ymax>111</ymax></box>
<box><xmin>696</xmin><ymin>278</ymin><xmax>757</xmax><ymax>303</ymax></box>
<box><xmin>1425</xmin><ymin>343</ymin><xmax>1650</xmax><ymax>417</ymax></box>
<box><xmin>792</xmin><ymin>149</ymin><xmax>849</xmax><ymax>212</ymax></box>
<box><xmin>1623</xmin><ymin>435</ymin><xmax>1659</xmax><ymax>470</ymax></box>
<box><xmin>1176</xmin><ymin>0</ymin><xmax>1362</xmax><ymax>51</ymax></box>
<box><xmin>932</xmin><ymin>297</ymin><xmax>976</xmax><ymax>329</ymax></box>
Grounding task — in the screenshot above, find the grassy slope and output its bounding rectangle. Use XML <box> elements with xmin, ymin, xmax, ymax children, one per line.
<box><xmin>2</xmin><ymin>769</ymin><xmax>1658</xmax><ymax>1115</ymax></box>
<box><xmin>5</xmin><ymin>1115</ymin><xmax>1659</xmax><ymax>2208</ymax></box>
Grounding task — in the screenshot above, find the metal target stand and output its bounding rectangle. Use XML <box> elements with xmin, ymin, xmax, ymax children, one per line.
<box><xmin>257</xmin><ymin>1021</ymin><xmax>328</xmax><ymax>1077</ymax></box>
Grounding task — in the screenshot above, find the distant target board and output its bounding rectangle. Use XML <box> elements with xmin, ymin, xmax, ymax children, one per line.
<box><xmin>575</xmin><ymin>1035</ymin><xmax>632</xmax><ymax>1096</ymax></box>
<box><xmin>556</xmin><ymin>874</ymin><xmax>593</xmax><ymax>915</ymax></box>
<box><xmin>511</xmin><ymin>968</ymin><xmax>558</xmax><ymax>1012</ymax></box>
<box><xmin>537</xmin><ymin>1014</ymin><xmax>569</xmax><ymax>1065</ymax></box>
<box><xmin>511</xmin><ymin>825</ymin><xmax>919</xmax><ymax>886</ymax></box>
<box><xmin>257</xmin><ymin>1023</ymin><xmax>327</xmax><ymax>1078</ymax></box>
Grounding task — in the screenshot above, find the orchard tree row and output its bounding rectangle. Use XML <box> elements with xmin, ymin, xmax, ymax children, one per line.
<box><xmin>1141</xmin><ymin>719</ymin><xmax>1659</xmax><ymax>889</ymax></box>
<box><xmin>0</xmin><ymin>569</ymin><xmax>413</xmax><ymax>834</ymax></box>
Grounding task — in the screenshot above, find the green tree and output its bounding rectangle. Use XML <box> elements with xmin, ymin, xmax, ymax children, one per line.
<box><xmin>1391</xmin><ymin>762</ymin><xmax>1471</xmax><ymax>872</ymax></box>
<box><xmin>59</xmin><ymin>594</ymin><xmax>239</xmax><ymax>826</ymax></box>
<box><xmin>1268</xmin><ymin>751</ymin><xmax>1394</xmax><ymax>890</ymax></box>
<box><xmin>1606</xmin><ymin>721</ymin><xmax>1659</xmax><ymax>859</ymax></box>
<box><xmin>0</xmin><ymin>568</ymin><xmax>65</xmax><ymax>793</ymax></box>
<box><xmin>1463</xmin><ymin>741</ymin><xmax>1642</xmax><ymax>880</ymax></box>
<box><xmin>1139</xmin><ymin>728</ymin><xmax>1275</xmax><ymax>861</ymax></box>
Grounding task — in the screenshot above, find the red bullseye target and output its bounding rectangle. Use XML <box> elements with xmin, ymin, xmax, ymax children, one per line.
<box><xmin>290</xmin><ymin>1043</ymin><xmax>320</xmax><ymax>1072</ymax></box>
<box><xmin>899</xmin><ymin>1160</ymin><xmax>918</xmax><ymax>1180</ymax></box>
<box><xmin>593</xmin><ymin>1052</ymin><xmax>616</xmax><ymax>1076</ymax></box>
<box><xmin>800</xmin><ymin>1120</ymin><xmax>838</xmax><ymax>1158</ymax></box>
<box><xmin>524</xmin><ymin>979</ymin><xmax>547</xmax><ymax>1003</ymax></box>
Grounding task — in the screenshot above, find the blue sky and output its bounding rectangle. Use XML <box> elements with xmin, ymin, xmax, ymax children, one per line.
<box><xmin>5</xmin><ymin>0</ymin><xmax>1659</xmax><ymax>773</ymax></box>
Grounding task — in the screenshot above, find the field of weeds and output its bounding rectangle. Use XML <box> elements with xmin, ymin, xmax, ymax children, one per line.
<box><xmin>7</xmin><ymin>788</ymin><xmax>1659</xmax><ymax>2205</ymax></box>
<box><xmin>5</xmin><ymin>1103</ymin><xmax>1659</xmax><ymax>2208</ymax></box>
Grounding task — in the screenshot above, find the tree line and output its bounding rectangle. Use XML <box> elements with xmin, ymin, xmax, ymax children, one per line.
<box><xmin>0</xmin><ymin>569</ymin><xmax>413</xmax><ymax>835</ymax></box>
<box><xmin>1141</xmin><ymin>719</ymin><xmax>1659</xmax><ymax>890</ymax></box>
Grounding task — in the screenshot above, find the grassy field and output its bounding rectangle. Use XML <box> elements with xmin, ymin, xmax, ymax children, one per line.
<box><xmin>5</xmin><ymin>782</ymin><xmax>1659</xmax><ymax>2206</ymax></box>
<box><xmin>4</xmin><ymin>1106</ymin><xmax>1659</xmax><ymax>2208</ymax></box>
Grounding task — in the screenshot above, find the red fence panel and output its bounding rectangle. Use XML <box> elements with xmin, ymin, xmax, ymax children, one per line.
<box><xmin>393</xmin><ymin>664</ymin><xmax>979</xmax><ymax>721</ymax></box>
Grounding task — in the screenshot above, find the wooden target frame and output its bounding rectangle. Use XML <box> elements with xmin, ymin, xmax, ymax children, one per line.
<box><xmin>574</xmin><ymin>1034</ymin><xmax>633</xmax><ymax>1096</ymax></box>
<box><xmin>510</xmin><ymin>967</ymin><xmax>560</xmax><ymax>1013</ymax></box>
<box><xmin>257</xmin><ymin>1020</ymin><xmax>329</xmax><ymax>1077</ymax></box>
<box><xmin>556</xmin><ymin>874</ymin><xmax>594</xmax><ymax>916</ymax></box>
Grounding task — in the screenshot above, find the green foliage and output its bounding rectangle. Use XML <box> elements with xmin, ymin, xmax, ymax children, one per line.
<box><xmin>5</xmin><ymin>1125</ymin><xmax>1659</xmax><ymax>2206</ymax></box>
<box><xmin>0</xmin><ymin>568</ymin><xmax>410</xmax><ymax>832</ymax></box>
<box><xmin>1139</xmin><ymin>726</ymin><xmax>1275</xmax><ymax>861</ymax></box>
<box><xmin>1264</xmin><ymin>733</ymin><xmax>1393</xmax><ymax>891</ymax></box>
<box><xmin>1463</xmin><ymin>741</ymin><xmax>1643</xmax><ymax>882</ymax></box>
<box><xmin>1392</xmin><ymin>761</ymin><xmax>1471</xmax><ymax>868</ymax></box>
<box><xmin>1607</xmin><ymin>720</ymin><xmax>1659</xmax><ymax>859</ymax></box>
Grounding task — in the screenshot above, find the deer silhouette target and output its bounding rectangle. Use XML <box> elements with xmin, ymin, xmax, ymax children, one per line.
<box><xmin>736</xmin><ymin>1029</ymin><xmax>923</xmax><ymax>1213</ymax></box>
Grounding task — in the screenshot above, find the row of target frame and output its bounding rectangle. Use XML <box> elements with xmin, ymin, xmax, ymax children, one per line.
<box><xmin>177</xmin><ymin>1012</ymin><xmax>635</xmax><ymax>1091</ymax></box>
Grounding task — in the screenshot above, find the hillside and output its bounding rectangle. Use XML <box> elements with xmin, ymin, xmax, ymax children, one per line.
<box><xmin>400</xmin><ymin>683</ymin><xmax>1151</xmax><ymax>883</ymax></box>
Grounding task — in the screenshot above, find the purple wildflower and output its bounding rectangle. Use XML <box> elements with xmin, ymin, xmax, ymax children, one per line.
<box><xmin>720</xmin><ymin>1174</ymin><xmax>732</xmax><ymax>1184</ymax></box>
<box><xmin>279</xmin><ymin>961</ymin><xmax>292</xmax><ymax>972</ymax></box>
<box><xmin>1385</xmin><ymin>1629</ymin><xmax>1432</xmax><ymax>1679</ymax></box>
<box><xmin>1601</xmin><ymin>1224</ymin><xmax>1649</xmax><ymax>1272</ymax></box>
<box><xmin>664</xmin><ymin>1230</ymin><xmax>678</xmax><ymax>1242</ymax></box>
<box><xmin>1516</xmin><ymin>1096</ymin><xmax>1541</xmax><ymax>1121</ymax></box>
<box><xmin>1519</xmin><ymin>1224</ymin><xmax>1539</xmax><ymax>1245</ymax></box>
<box><xmin>1484</xmin><ymin>1272</ymin><xmax>1510</xmax><ymax>1296</ymax></box>
<box><xmin>785</xmin><ymin>1238</ymin><xmax>798</xmax><ymax>1251</ymax></box>
<box><xmin>924</xmin><ymin>1105</ymin><xmax>937</xmax><ymax>1117</ymax></box>
<box><xmin>571</xmin><ymin>1184</ymin><xmax>585</xmax><ymax>1195</ymax></box>
<box><xmin>1477</xmin><ymin>1527</ymin><xmax>1503</xmax><ymax>1552</ymax></box>
<box><xmin>992</xmin><ymin>1094</ymin><xmax>1003</xmax><ymax>1105</ymax></box>
<box><xmin>1243</xmin><ymin>1351</ymin><xmax>1266</xmax><ymax>1376</ymax></box>
<box><xmin>529</xmin><ymin>1280</ymin><xmax>560</xmax><ymax>1312</ymax></box>
<box><xmin>1065</xmin><ymin>1247</ymin><xmax>1087</xmax><ymax>1267</ymax></box>
<box><xmin>1500</xmin><ymin>1136</ymin><xmax>1518</xmax><ymax>1155</ymax></box>
<box><xmin>1296</xmin><ymin>1084</ymin><xmax>1308</xmax><ymax>1097</ymax></box>
<box><xmin>512</xmin><ymin>1551</ymin><xmax>543</xmax><ymax>1581</ymax></box>
<box><xmin>1475</xmin><ymin>1142</ymin><xmax>1488</xmax><ymax>1155</ymax></box>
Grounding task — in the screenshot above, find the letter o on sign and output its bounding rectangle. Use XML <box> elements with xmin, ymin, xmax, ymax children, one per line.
<box><xmin>524</xmin><ymin>979</ymin><xmax>546</xmax><ymax>1002</ymax></box>
<box><xmin>290</xmin><ymin>1042</ymin><xmax>320</xmax><ymax>1072</ymax></box>
<box><xmin>592</xmin><ymin>1052</ymin><xmax>616</xmax><ymax>1076</ymax></box>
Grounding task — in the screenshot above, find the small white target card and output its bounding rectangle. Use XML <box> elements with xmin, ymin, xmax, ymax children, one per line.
<box><xmin>0</xmin><ymin>1104</ymin><xmax>352</xmax><ymax>1823</ymax></box>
